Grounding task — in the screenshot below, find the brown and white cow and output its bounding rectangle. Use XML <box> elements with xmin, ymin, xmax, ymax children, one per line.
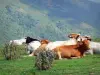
<box><xmin>46</xmin><ymin>33</ymin><xmax>81</xmax><ymax>50</ymax></box>
<box><xmin>29</xmin><ymin>39</ymin><xmax>50</xmax><ymax>56</ymax></box>
<box><xmin>53</xmin><ymin>38</ymin><xmax>90</xmax><ymax>59</ymax></box>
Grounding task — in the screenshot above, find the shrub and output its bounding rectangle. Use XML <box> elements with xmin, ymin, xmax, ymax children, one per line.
<box><xmin>35</xmin><ymin>50</ymin><xmax>55</xmax><ymax>70</ymax></box>
<box><xmin>3</xmin><ymin>43</ymin><xmax>21</xmax><ymax>60</ymax></box>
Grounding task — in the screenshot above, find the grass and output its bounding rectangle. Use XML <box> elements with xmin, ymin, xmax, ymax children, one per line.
<box><xmin>0</xmin><ymin>54</ymin><xmax>100</xmax><ymax>75</ymax></box>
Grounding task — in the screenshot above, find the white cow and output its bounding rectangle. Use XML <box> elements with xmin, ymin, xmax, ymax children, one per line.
<box><xmin>46</xmin><ymin>33</ymin><xmax>81</xmax><ymax>50</ymax></box>
<box><xmin>78</xmin><ymin>35</ymin><xmax>100</xmax><ymax>55</ymax></box>
<box><xmin>27</xmin><ymin>41</ymin><xmax>41</xmax><ymax>54</ymax></box>
<box><xmin>25</xmin><ymin>36</ymin><xmax>41</xmax><ymax>56</ymax></box>
<box><xmin>9</xmin><ymin>38</ymin><xmax>26</xmax><ymax>45</ymax></box>
<box><xmin>46</xmin><ymin>38</ymin><xmax>78</xmax><ymax>50</ymax></box>
<box><xmin>88</xmin><ymin>41</ymin><xmax>100</xmax><ymax>54</ymax></box>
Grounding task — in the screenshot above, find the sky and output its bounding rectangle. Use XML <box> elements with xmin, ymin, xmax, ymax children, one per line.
<box><xmin>89</xmin><ymin>0</ymin><xmax>100</xmax><ymax>3</ymax></box>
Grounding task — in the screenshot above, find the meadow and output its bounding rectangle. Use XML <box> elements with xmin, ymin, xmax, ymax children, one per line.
<box><xmin>0</xmin><ymin>45</ymin><xmax>100</xmax><ymax>75</ymax></box>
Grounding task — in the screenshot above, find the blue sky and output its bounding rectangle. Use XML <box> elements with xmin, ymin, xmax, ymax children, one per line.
<box><xmin>89</xmin><ymin>0</ymin><xmax>100</xmax><ymax>3</ymax></box>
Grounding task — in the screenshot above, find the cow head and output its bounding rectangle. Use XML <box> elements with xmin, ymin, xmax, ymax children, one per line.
<box><xmin>68</xmin><ymin>33</ymin><xmax>80</xmax><ymax>40</ymax></box>
<box><xmin>40</xmin><ymin>39</ymin><xmax>50</xmax><ymax>45</ymax></box>
<box><xmin>25</xmin><ymin>36</ymin><xmax>40</xmax><ymax>44</ymax></box>
<box><xmin>84</xmin><ymin>36</ymin><xmax>92</xmax><ymax>41</ymax></box>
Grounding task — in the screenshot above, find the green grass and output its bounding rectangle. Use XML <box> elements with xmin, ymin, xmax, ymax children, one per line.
<box><xmin>0</xmin><ymin>54</ymin><xmax>100</xmax><ymax>75</ymax></box>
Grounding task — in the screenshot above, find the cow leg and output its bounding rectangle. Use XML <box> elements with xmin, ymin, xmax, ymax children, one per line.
<box><xmin>85</xmin><ymin>49</ymin><xmax>94</xmax><ymax>55</ymax></box>
<box><xmin>89</xmin><ymin>49</ymin><xmax>94</xmax><ymax>55</ymax></box>
<box><xmin>27</xmin><ymin>50</ymin><xmax>30</xmax><ymax>54</ymax></box>
<box><xmin>57</xmin><ymin>51</ymin><xmax>62</xmax><ymax>60</ymax></box>
<box><xmin>71</xmin><ymin>56</ymin><xmax>81</xmax><ymax>59</ymax></box>
<box><xmin>29</xmin><ymin>51</ymin><xmax>34</xmax><ymax>56</ymax></box>
<box><xmin>83</xmin><ymin>54</ymin><xmax>86</xmax><ymax>56</ymax></box>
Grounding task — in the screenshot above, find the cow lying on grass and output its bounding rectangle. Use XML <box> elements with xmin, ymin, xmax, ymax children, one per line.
<box><xmin>53</xmin><ymin>38</ymin><xmax>90</xmax><ymax>59</ymax></box>
<box><xmin>88</xmin><ymin>41</ymin><xmax>100</xmax><ymax>54</ymax></box>
<box><xmin>30</xmin><ymin>39</ymin><xmax>50</xmax><ymax>56</ymax></box>
<box><xmin>9</xmin><ymin>38</ymin><xmax>26</xmax><ymax>45</ymax></box>
<box><xmin>81</xmin><ymin>36</ymin><xmax>100</xmax><ymax>55</ymax></box>
<box><xmin>46</xmin><ymin>33</ymin><xmax>81</xmax><ymax>50</ymax></box>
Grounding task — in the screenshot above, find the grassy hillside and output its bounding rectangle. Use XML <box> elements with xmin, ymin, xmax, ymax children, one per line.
<box><xmin>0</xmin><ymin>0</ymin><xmax>100</xmax><ymax>45</ymax></box>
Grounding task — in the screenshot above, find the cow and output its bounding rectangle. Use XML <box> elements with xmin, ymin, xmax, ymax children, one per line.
<box><xmin>46</xmin><ymin>33</ymin><xmax>81</xmax><ymax>50</ymax></box>
<box><xmin>81</xmin><ymin>36</ymin><xmax>100</xmax><ymax>55</ymax></box>
<box><xmin>9</xmin><ymin>38</ymin><xmax>26</xmax><ymax>45</ymax></box>
<box><xmin>25</xmin><ymin>36</ymin><xmax>41</xmax><ymax>54</ymax></box>
<box><xmin>25</xmin><ymin>36</ymin><xmax>50</xmax><ymax>56</ymax></box>
<box><xmin>53</xmin><ymin>38</ymin><xmax>90</xmax><ymax>59</ymax></box>
<box><xmin>89</xmin><ymin>41</ymin><xmax>100</xmax><ymax>54</ymax></box>
<box><xmin>29</xmin><ymin>39</ymin><xmax>50</xmax><ymax>56</ymax></box>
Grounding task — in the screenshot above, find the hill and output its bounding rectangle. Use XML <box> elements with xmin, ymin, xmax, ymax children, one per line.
<box><xmin>0</xmin><ymin>0</ymin><xmax>100</xmax><ymax>44</ymax></box>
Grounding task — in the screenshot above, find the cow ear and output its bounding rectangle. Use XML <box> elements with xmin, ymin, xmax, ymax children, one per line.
<box><xmin>89</xmin><ymin>38</ymin><xmax>92</xmax><ymax>41</ymax></box>
<box><xmin>87</xmin><ymin>38</ymin><xmax>92</xmax><ymax>41</ymax></box>
<box><xmin>68</xmin><ymin>34</ymin><xmax>72</xmax><ymax>38</ymax></box>
<box><xmin>76</xmin><ymin>34</ymin><xmax>80</xmax><ymax>40</ymax></box>
<box><xmin>84</xmin><ymin>36</ymin><xmax>92</xmax><ymax>41</ymax></box>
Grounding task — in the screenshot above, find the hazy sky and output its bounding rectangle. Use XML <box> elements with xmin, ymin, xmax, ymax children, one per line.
<box><xmin>89</xmin><ymin>0</ymin><xmax>100</xmax><ymax>3</ymax></box>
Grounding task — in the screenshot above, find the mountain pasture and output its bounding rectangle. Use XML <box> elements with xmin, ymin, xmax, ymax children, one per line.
<box><xmin>0</xmin><ymin>0</ymin><xmax>100</xmax><ymax>75</ymax></box>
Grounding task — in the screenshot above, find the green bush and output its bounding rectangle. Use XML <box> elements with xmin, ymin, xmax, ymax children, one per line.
<box><xmin>3</xmin><ymin>43</ymin><xmax>27</xmax><ymax>60</ymax></box>
<box><xmin>35</xmin><ymin>50</ymin><xmax>55</xmax><ymax>70</ymax></box>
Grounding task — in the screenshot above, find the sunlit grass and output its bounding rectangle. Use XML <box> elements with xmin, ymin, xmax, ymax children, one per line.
<box><xmin>0</xmin><ymin>54</ymin><xmax>100</xmax><ymax>75</ymax></box>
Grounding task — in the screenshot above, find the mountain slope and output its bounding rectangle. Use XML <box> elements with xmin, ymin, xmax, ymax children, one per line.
<box><xmin>0</xmin><ymin>0</ymin><xmax>100</xmax><ymax>44</ymax></box>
